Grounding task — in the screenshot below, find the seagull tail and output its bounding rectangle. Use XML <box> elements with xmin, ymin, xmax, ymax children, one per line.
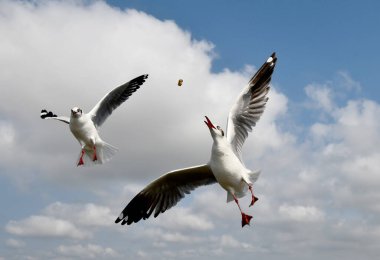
<box><xmin>226</xmin><ymin>170</ymin><xmax>261</xmax><ymax>203</ymax></box>
<box><xmin>76</xmin><ymin>141</ymin><xmax>118</xmax><ymax>167</ymax></box>
<box><xmin>95</xmin><ymin>141</ymin><xmax>118</xmax><ymax>164</ymax></box>
<box><xmin>248</xmin><ymin>170</ymin><xmax>261</xmax><ymax>183</ymax></box>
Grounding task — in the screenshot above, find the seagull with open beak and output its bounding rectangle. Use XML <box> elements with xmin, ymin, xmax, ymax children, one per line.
<box><xmin>116</xmin><ymin>53</ymin><xmax>277</xmax><ymax>227</ymax></box>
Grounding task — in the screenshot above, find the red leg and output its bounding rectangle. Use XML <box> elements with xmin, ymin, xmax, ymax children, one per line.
<box><xmin>248</xmin><ymin>185</ymin><xmax>259</xmax><ymax>207</ymax></box>
<box><xmin>233</xmin><ymin>195</ymin><xmax>252</xmax><ymax>227</ymax></box>
<box><xmin>77</xmin><ymin>149</ymin><xmax>85</xmax><ymax>166</ymax></box>
<box><xmin>93</xmin><ymin>145</ymin><xmax>97</xmax><ymax>162</ymax></box>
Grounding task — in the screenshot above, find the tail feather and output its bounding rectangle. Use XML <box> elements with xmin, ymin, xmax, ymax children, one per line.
<box><xmin>249</xmin><ymin>170</ymin><xmax>261</xmax><ymax>183</ymax></box>
<box><xmin>76</xmin><ymin>141</ymin><xmax>118</xmax><ymax>167</ymax></box>
<box><xmin>226</xmin><ymin>170</ymin><xmax>261</xmax><ymax>203</ymax></box>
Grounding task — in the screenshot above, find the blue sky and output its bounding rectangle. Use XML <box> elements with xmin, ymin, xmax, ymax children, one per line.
<box><xmin>108</xmin><ymin>0</ymin><xmax>380</xmax><ymax>100</ymax></box>
<box><xmin>1</xmin><ymin>0</ymin><xmax>380</xmax><ymax>259</ymax></box>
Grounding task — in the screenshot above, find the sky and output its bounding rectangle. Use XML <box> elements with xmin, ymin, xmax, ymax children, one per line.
<box><xmin>0</xmin><ymin>0</ymin><xmax>380</xmax><ymax>259</ymax></box>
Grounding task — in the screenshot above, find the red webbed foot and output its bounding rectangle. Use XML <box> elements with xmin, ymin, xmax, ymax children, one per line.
<box><xmin>241</xmin><ymin>213</ymin><xmax>253</xmax><ymax>227</ymax></box>
<box><xmin>249</xmin><ymin>196</ymin><xmax>259</xmax><ymax>207</ymax></box>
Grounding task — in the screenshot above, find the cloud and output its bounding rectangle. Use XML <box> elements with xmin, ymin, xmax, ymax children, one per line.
<box><xmin>1</xmin><ymin>1</ymin><xmax>380</xmax><ymax>260</ymax></box>
<box><xmin>5</xmin><ymin>238</ymin><xmax>25</xmax><ymax>248</ymax></box>
<box><xmin>278</xmin><ymin>204</ymin><xmax>325</xmax><ymax>222</ymax></box>
<box><xmin>220</xmin><ymin>235</ymin><xmax>252</xmax><ymax>249</ymax></box>
<box><xmin>0</xmin><ymin>0</ymin><xmax>267</xmax><ymax>188</ymax></box>
<box><xmin>57</xmin><ymin>243</ymin><xmax>119</xmax><ymax>259</ymax></box>
<box><xmin>5</xmin><ymin>215</ymin><xmax>90</xmax><ymax>239</ymax></box>
<box><xmin>4</xmin><ymin>200</ymin><xmax>117</xmax><ymax>243</ymax></box>
<box><xmin>0</xmin><ymin>121</ymin><xmax>15</xmax><ymax>146</ymax></box>
<box><xmin>152</xmin><ymin>207</ymin><xmax>214</xmax><ymax>231</ymax></box>
<box><xmin>43</xmin><ymin>202</ymin><xmax>114</xmax><ymax>227</ymax></box>
<box><xmin>305</xmin><ymin>83</ymin><xmax>334</xmax><ymax>112</ymax></box>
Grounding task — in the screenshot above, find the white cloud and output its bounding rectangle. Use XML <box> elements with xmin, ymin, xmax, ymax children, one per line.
<box><xmin>153</xmin><ymin>207</ymin><xmax>214</xmax><ymax>231</ymax></box>
<box><xmin>0</xmin><ymin>121</ymin><xmax>14</xmax><ymax>146</ymax></box>
<box><xmin>305</xmin><ymin>83</ymin><xmax>334</xmax><ymax>112</ymax></box>
<box><xmin>279</xmin><ymin>204</ymin><xmax>325</xmax><ymax>222</ymax></box>
<box><xmin>1</xmin><ymin>1</ymin><xmax>380</xmax><ymax>260</ymax></box>
<box><xmin>5</xmin><ymin>238</ymin><xmax>25</xmax><ymax>248</ymax></box>
<box><xmin>0</xmin><ymin>0</ymin><xmax>271</xmax><ymax>188</ymax></box>
<box><xmin>57</xmin><ymin>243</ymin><xmax>119</xmax><ymax>259</ymax></box>
<box><xmin>142</xmin><ymin>228</ymin><xmax>205</xmax><ymax>244</ymax></box>
<box><xmin>5</xmin><ymin>215</ymin><xmax>90</xmax><ymax>239</ymax></box>
<box><xmin>43</xmin><ymin>202</ymin><xmax>114</xmax><ymax>227</ymax></box>
<box><xmin>220</xmin><ymin>235</ymin><xmax>252</xmax><ymax>249</ymax></box>
<box><xmin>336</xmin><ymin>71</ymin><xmax>362</xmax><ymax>92</ymax></box>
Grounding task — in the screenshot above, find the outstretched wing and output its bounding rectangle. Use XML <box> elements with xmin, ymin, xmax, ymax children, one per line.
<box><xmin>226</xmin><ymin>53</ymin><xmax>277</xmax><ymax>162</ymax></box>
<box><xmin>89</xmin><ymin>74</ymin><xmax>148</xmax><ymax>128</ymax></box>
<box><xmin>115</xmin><ymin>164</ymin><xmax>216</xmax><ymax>226</ymax></box>
<box><xmin>40</xmin><ymin>109</ymin><xmax>69</xmax><ymax>124</ymax></box>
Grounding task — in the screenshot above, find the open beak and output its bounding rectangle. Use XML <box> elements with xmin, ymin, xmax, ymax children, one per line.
<box><xmin>204</xmin><ymin>116</ymin><xmax>216</xmax><ymax>129</ymax></box>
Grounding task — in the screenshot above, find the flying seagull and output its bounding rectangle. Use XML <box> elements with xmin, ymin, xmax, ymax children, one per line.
<box><xmin>41</xmin><ymin>74</ymin><xmax>148</xmax><ymax>166</ymax></box>
<box><xmin>115</xmin><ymin>53</ymin><xmax>277</xmax><ymax>227</ymax></box>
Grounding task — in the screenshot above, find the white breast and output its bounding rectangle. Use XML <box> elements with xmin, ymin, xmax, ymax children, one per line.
<box><xmin>69</xmin><ymin>114</ymin><xmax>99</xmax><ymax>145</ymax></box>
<box><xmin>209</xmin><ymin>140</ymin><xmax>247</xmax><ymax>194</ymax></box>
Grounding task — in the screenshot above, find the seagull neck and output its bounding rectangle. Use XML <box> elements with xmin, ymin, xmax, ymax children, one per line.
<box><xmin>211</xmin><ymin>137</ymin><xmax>229</xmax><ymax>154</ymax></box>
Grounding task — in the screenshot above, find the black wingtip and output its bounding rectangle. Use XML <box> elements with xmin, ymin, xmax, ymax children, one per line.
<box><xmin>270</xmin><ymin>52</ymin><xmax>277</xmax><ymax>64</ymax></box>
<box><xmin>40</xmin><ymin>109</ymin><xmax>57</xmax><ymax>119</ymax></box>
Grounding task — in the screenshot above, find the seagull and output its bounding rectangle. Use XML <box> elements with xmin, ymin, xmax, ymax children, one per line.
<box><xmin>115</xmin><ymin>53</ymin><xmax>277</xmax><ymax>227</ymax></box>
<box><xmin>41</xmin><ymin>74</ymin><xmax>148</xmax><ymax>166</ymax></box>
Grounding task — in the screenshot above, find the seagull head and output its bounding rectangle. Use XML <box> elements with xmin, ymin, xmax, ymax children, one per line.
<box><xmin>204</xmin><ymin>116</ymin><xmax>224</xmax><ymax>139</ymax></box>
<box><xmin>71</xmin><ymin>107</ymin><xmax>83</xmax><ymax>118</ymax></box>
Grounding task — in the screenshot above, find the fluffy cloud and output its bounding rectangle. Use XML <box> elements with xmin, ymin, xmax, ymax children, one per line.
<box><xmin>5</xmin><ymin>215</ymin><xmax>90</xmax><ymax>239</ymax></box>
<box><xmin>57</xmin><ymin>243</ymin><xmax>119</xmax><ymax>259</ymax></box>
<box><xmin>1</xmin><ymin>1</ymin><xmax>380</xmax><ymax>260</ymax></box>
<box><xmin>278</xmin><ymin>204</ymin><xmax>325</xmax><ymax>222</ymax></box>
<box><xmin>5</xmin><ymin>201</ymin><xmax>116</xmax><ymax>242</ymax></box>
<box><xmin>5</xmin><ymin>238</ymin><xmax>25</xmax><ymax>248</ymax></box>
<box><xmin>152</xmin><ymin>207</ymin><xmax>214</xmax><ymax>231</ymax></box>
<box><xmin>43</xmin><ymin>202</ymin><xmax>115</xmax><ymax>227</ymax></box>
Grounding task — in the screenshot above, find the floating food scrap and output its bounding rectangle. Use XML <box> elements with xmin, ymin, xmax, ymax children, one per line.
<box><xmin>177</xmin><ymin>79</ymin><xmax>183</xmax><ymax>86</ymax></box>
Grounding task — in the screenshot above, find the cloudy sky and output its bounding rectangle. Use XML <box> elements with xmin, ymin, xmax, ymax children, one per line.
<box><xmin>1</xmin><ymin>0</ymin><xmax>380</xmax><ymax>259</ymax></box>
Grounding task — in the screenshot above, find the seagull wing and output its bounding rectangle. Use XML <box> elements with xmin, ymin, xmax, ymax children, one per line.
<box><xmin>88</xmin><ymin>74</ymin><xmax>148</xmax><ymax>128</ymax></box>
<box><xmin>226</xmin><ymin>53</ymin><xmax>277</xmax><ymax>162</ymax></box>
<box><xmin>115</xmin><ymin>164</ymin><xmax>216</xmax><ymax>226</ymax></box>
<box><xmin>40</xmin><ymin>109</ymin><xmax>69</xmax><ymax>124</ymax></box>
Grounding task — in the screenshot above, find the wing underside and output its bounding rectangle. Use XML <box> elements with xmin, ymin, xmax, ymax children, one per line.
<box><xmin>115</xmin><ymin>164</ymin><xmax>216</xmax><ymax>225</ymax></box>
<box><xmin>226</xmin><ymin>53</ymin><xmax>277</xmax><ymax>162</ymax></box>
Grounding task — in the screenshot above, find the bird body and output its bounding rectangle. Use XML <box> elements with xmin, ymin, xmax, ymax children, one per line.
<box><xmin>69</xmin><ymin>111</ymin><xmax>99</xmax><ymax>145</ymax></box>
<box><xmin>116</xmin><ymin>53</ymin><xmax>276</xmax><ymax>227</ymax></box>
<box><xmin>41</xmin><ymin>74</ymin><xmax>148</xmax><ymax>166</ymax></box>
<box><xmin>209</xmin><ymin>137</ymin><xmax>250</xmax><ymax>198</ymax></box>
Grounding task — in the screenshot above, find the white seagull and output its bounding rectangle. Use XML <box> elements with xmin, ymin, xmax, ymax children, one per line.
<box><xmin>115</xmin><ymin>53</ymin><xmax>277</xmax><ymax>227</ymax></box>
<box><xmin>41</xmin><ymin>74</ymin><xmax>148</xmax><ymax>166</ymax></box>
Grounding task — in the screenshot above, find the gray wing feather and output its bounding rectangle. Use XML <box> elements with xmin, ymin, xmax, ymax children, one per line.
<box><xmin>115</xmin><ymin>164</ymin><xmax>216</xmax><ymax>226</ymax></box>
<box><xmin>226</xmin><ymin>53</ymin><xmax>277</xmax><ymax>162</ymax></box>
<box><xmin>89</xmin><ymin>74</ymin><xmax>148</xmax><ymax>127</ymax></box>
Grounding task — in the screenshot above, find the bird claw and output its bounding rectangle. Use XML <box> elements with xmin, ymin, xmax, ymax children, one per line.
<box><xmin>77</xmin><ymin>149</ymin><xmax>85</xmax><ymax>166</ymax></box>
<box><xmin>77</xmin><ymin>157</ymin><xmax>84</xmax><ymax>166</ymax></box>
<box><xmin>241</xmin><ymin>213</ymin><xmax>253</xmax><ymax>227</ymax></box>
<box><xmin>249</xmin><ymin>196</ymin><xmax>259</xmax><ymax>207</ymax></box>
<box><xmin>92</xmin><ymin>146</ymin><xmax>97</xmax><ymax>162</ymax></box>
